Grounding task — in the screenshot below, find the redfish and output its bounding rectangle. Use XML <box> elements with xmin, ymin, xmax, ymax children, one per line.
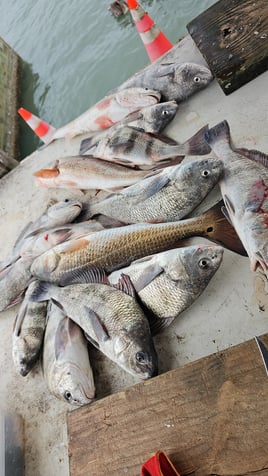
<box><xmin>33</xmin><ymin>156</ymin><xmax>159</xmax><ymax>192</ymax></box>
<box><xmin>30</xmin><ymin>200</ymin><xmax>246</xmax><ymax>285</ymax></box>
<box><xmin>19</xmin><ymin>88</ymin><xmax>160</xmax><ymax>145</ymax></box>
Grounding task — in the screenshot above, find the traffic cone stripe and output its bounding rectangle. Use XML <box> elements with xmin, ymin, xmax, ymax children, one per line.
<box><xmin>126</xmin><ymin>0</ymin><xmax>173</xmax><ymax>62</ymax></box>
<box><xmin>34</xmin><ymin>121</ymin><xmax>50</xmax><ymax>137</ymax></box>
<box><xmin>18</xmin><ymin>107</ymin><xmax>57</xmax><ymax>144</ymax></box>
<box><xmin>144</xmin><ymin>32</ymin><xmax>173</xmax><ymax>61</ymax></box>
<box><xmin>135</xmin><ymin>13</ymin><xmax>154</xmax><ymax>33</ymax></box>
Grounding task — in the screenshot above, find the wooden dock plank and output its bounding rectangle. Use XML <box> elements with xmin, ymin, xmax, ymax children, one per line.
<box><xmin>187</xmin><ymin>0</ymin><xmax>268</xmax><ymax>95</ymax></box>
<box><xmin>0</xmin><ymin>37</ymin><xmax>20</xmax><ymax>163</ymax></box>
<box><xmin>67</xmin><ymin>334</ymin><xmax>268</xmax><ymax>476</ymax></box>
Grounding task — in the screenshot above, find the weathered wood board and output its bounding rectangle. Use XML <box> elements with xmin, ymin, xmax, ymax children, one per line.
<box><xmin>187</xmin><ymin>0</ymin><xmax>268</xmax><ymax>95</ymax></box>
<box><xmin>67</xmin><ymin>334</ymin><xmax>268</xmax><ymax>476</ymax></box>
<box><xmin>0</xmin><ymin>37</ymin><xmax>20</xmax><ymax>162</ymax></box>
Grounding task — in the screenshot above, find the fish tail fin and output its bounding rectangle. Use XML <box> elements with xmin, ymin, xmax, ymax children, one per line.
<box><xmin>28</xmin><ymin>281</ymin><xmax>51</xmax><ymax>302</ymax></box>
<box><xmin>33</xmin><ymin>161</ymin><xmax>60</xmax><ymax>178</ymax></box>
<box><xmin>18</xmin><ymin>107</ymin><xmax>56</xmax><ymax>145</ymax></box>
<box><xmin>201</xmin><ymin>200</ymin><xmax>247</xmax><ymax>256</ymax></box>
<box><xmin>204</xmin><ymin>120</ymin><xmax>231</xmax><ymax>149</ymax></box>
<box><xmin>179</xmin><ymin>125</ymin><xmax>212</xmax><ymax>156</ymax></box>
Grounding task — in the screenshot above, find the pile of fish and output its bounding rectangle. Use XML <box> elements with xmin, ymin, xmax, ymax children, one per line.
<box><xmin>4</xmin><ymin>53</ymin><xmax>267</xmax><ymax>407</ymax></box>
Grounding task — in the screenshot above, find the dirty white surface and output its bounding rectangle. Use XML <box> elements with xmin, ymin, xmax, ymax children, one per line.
<box><xmin>0</xmin><ymin>34</ymin><xmax>268</xmax><ymax>476</ymax></box>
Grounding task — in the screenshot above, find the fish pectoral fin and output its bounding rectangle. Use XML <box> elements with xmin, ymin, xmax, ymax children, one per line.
<box><xmin>132</xmin><ymin>263</ymin><xmax>164</xmax><ymax>293</ymax></box>
<box><xmin>60</xmin><ymin>266</ymin><xmax>109</xmax><ymax>286</ymax></box>
<box><xmin>112</xmin><ymin>273</ymin><xmax>137</xmax><ymax>298</ymax></box>
<box><xmin>155</xmin><ymin>63</ymin><xmax>175</xmax><ymax>78</ymax></box>
<box><xmin>137</xmin><ymin>174</ymin><xmax>170</xmax><ymax>201</ymax></box>
<box><xmin>147</xmin><ymin>314</ymin><xmax>175</xmax><ymax>336</ymax></box>
<box><xmin>55</xmin><ymin>317</ymin><xmax>71</xmax><ymax>359</ymax></box>
<box><xmin>86</xmin><ymin>308</ymin><xmax>110</xmax><ymax>342</ymax></box>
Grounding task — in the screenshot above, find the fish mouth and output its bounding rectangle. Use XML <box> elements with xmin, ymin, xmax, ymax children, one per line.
<box><xmin>150</xmin><ymin>91</ymin><xmax>161</xmax><ymax>102</ymax></box>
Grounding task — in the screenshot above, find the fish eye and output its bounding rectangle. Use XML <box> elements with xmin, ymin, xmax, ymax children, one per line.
<box><xmin>136</xmin><ymin>351</ymin><xmax>147</xmax><ymax>363</ymax></box>
<box><xmin>201</xmin><ymin>169</ymin><xmax>210</xmax><ymax>177</ymax></box>
<box><xmin>199</xmin><ymin>258</ymin><xmax>210</xmax><ymax>269</ymax></box>
<box><xmin>64</xmin><ymin>198</ymin><xmax>70</xmax><ymax>203</ymax></box>
<box><xmin>161</xmin><ymin>109</ymin><xmax>169</xmax><ymax>116</ymax></box>
<box><xmin>194</xmin><ymin>76</ymin><xmax>201</xmax><ymax>83</ymax></box>
<box><xmin>64</xmin><ymin>390</ymin><xmax>72</xmax><ymax>402</ymax></box>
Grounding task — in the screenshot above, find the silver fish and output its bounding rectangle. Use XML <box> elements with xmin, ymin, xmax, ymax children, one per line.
<box><xmin>87</xmin><ymin>158</ymin><xmax>223</xmax><ymax>224</ymax></box>
<box><xmin>80</xmin><ymin>125</ymin><xmax>211</xmax><ymax>168</ymax></box>
<box><xmin>109</xmin><ymin>245</ymin><xmax>224</xmax><ymax>334</ymax></box>
<box><xmin>0</xmin><ymin>258</ymin><xmax>33</xmax><ymax>312</ymax></box>
<box><xmin>113</xmin><ymin>62</ymin><xmax>213</xmax><ymax>103</ymax></box>
<box><xmin>42</xmin><ymin>301</ymin><xmax>95</xmax><ymax>406</ymax></box>
<box><xmin>205</xmin><ymin>120</ymin><xmax>268</xmax><ymax>276</ymax></box>
<box><xmin>79</xmin><ymin>101</ymin><xmax>179</xmax><ymax>154</ymax></box>
<box><xmin>19</xmin><ymin>220</ymin><xmax>105</xmax><ymax>260</ymax></box>
<box><xmin>30</xmin><ymin>277</ymin><xmax>158</xmax><ymax>379</ymax></box>
<box><xmin>30</xmin><ymin>200</ymin><xmax>246</xmax><ymax>285</ymax></box>
<box><xmin>12</xmin><ymin>280</ymin><xmax>48</xmax><ymax>376</ymax></box>
<box><xmin>0</xmin><ymin>199</ymin><xmax>83</xmax><ymax>273</ymax></box>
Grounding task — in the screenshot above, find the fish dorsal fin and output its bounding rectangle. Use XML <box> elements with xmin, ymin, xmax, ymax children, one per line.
<box><xmin>113</xmin><ymin>273</ymin><xmax>137</xmax><ymax>298</ymax></box>
<box><xmin>86</xmin><ymin>308</ymin><xmax>110</xmax><ymax>342</ymax></box>
<box><xmin>59</xmin><ymin>266</ymin><xmax>109</xmax><ymax>286</ymax></box>
<box><xmin>235</xmin><ymin>147</ymin><xmax>268</xmax><ymax>168</ymax></box>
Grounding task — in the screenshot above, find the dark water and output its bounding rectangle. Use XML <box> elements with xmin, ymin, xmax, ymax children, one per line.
<box><xmin>0</xmin><ymin>0</ymin><xmax>215</xmax><ymax>158</ymax></box>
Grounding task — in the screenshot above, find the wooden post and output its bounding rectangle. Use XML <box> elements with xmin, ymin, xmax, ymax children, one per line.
<box><xmin>187</xmin><ymin>0</ymin><xmax>268</xmax><ymax>95</ymax></box>
<box><xmin>0</xmin><ymin>37</ymin><xmax>20</xmax><ymax>175</ymax></box>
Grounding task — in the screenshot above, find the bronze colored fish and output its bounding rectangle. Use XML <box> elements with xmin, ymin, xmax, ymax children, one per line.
<box><xmin>30</xmin><ymin>200</ymin><xmax>246</xmax><ymax>285</ymax></box>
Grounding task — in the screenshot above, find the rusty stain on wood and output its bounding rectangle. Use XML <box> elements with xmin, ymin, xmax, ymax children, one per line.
<box><xmin>67</xmin><ymin>335</ymin><xmax>268</xmax><ymax>476</ymax></box>
<box><xmin>187</xmin><ymin>0</ymin><xmax>268</xmax><ymax>95</ymax></box>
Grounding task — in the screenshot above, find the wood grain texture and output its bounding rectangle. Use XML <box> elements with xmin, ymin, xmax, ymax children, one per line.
<box><xmin>0</xmin><ymin>37</ymin><xmax>20</xmax><ymax>161</ymax></box>
<box><xmin>67</xmin><ymin>334</ymin><xmax>268</xmax><ymax>476</ymax></box>
<box><xmin>187</xmin><ymin>0</ymin><xmax>268</xmax><ymax>95</ymax></box>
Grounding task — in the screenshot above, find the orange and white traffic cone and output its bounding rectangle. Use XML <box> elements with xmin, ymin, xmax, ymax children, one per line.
<box><xmin>127</xmin><ymin>0</ymin><xmax>173</xmax><ymax>62</ymax></box>
<box><xmin>18</xmin><ymin>107</ymin><xmax>56</xmax><ymax>145</ymax></box>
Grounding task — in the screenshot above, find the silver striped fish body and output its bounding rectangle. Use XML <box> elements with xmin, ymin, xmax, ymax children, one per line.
<box><xmin>12</xmin><ymin>280</ymin><xmax>48</xmax><ymax>376</ymax></box>
<box><xmin>42</xmin><ymin>302</ymin><xmax>95</xmax><ymax>406</ymax></box>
